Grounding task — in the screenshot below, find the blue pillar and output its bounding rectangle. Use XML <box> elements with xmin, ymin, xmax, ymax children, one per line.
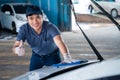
<box><xmin>40</xmin><ymin>0</ymin><xmax>59</xmax><ymax>28</ymax></box>
<box><xmin>58</xmin><ymin>0</ymin><xmax>71</xmax><ymax>31</ymax></box>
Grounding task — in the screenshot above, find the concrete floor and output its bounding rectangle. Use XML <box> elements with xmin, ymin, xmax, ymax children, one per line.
<box><xmin>62</xmin><ymin>24</ymin><xmax>120</xmax><ymax>60</ymax></box>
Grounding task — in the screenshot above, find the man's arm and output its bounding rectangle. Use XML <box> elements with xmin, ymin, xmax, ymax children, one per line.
<box><xmin>53</xmin><ymin>35</ymin><xmax>72</xmax><ymax>62</ymax></box>
<box><xmin>54</xmin><ymin>35</ymin><xmax>68</xmax><ymax>54</ymax></box>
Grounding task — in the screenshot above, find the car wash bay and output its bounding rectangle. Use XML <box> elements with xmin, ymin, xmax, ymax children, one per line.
<box><xmin>0</xmin><ymin>0</ymin><xmax>120</xmax><ymax>80</ymax></box>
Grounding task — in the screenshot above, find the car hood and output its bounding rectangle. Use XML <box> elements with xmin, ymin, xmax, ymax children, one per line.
<box><xmin>11</xmin><ymin>57</ymin><xmax>120</xmax><ymax>80</ymax></box>
<box><xmin>11</xmin><ymin>63</ymin><xmax>78</xmax><ymax>80</ymax></box>
<box><xmin>47</xmin><ymin>57</ymin><xmax>120</xmax><ymax>80</ymax></box>
<box><xmin>11</xmin><ymin>60</ymin><xmax>99</xmax><ymax>80</ymax></box>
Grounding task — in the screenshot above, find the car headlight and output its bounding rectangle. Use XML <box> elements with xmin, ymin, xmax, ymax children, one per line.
<box><xmin>16</xmin><ymin>15</ymin><xmax>26</xmax><ymax>21</ymax></box>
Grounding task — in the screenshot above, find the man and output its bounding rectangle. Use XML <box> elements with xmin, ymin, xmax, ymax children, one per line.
<box><xmin>12</xmin><ymin>5</ymin><xmax>72</xmax><ymax>71</ymax></box>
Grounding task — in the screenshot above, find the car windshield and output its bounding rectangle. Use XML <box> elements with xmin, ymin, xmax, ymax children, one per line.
<box><xmin>13</xmin><ymin>5</ymin><xmax>31</xmax><ymax>14</ymax></box>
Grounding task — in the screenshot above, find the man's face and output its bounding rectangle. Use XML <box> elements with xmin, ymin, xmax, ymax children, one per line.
<box><xmin>27</xmin><ymin>14</ymin><xmax>43</xmax><ymax>31</ymax></box>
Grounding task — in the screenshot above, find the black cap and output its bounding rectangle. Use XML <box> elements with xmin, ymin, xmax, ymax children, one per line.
<box><xmin>26</xmin><ymin>5</ymin><xmax>42</xmax><ymax>16</ymax></box>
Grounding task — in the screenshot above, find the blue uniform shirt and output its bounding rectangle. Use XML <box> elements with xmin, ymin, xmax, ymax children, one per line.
<box><xmin>17</xmin><ymin>21</ymin><xmax>61</xmax><ymax>55</ymax></box>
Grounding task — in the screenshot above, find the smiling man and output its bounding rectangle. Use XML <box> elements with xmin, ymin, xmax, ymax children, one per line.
<box><xmin>12</xmin><ymin>5</ymin><xmax>72</xmax><ymax>71</ymax></box>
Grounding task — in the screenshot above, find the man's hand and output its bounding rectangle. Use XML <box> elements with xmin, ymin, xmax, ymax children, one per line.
<box><xmin>63</xmin><ymin>53</ymin><xmax>72</xmax><ymax>63</ymax></box>
<box><xmin>14</xmin><ymin>40</ymin><xmax>25</xmax><ymax>56</ymax></box>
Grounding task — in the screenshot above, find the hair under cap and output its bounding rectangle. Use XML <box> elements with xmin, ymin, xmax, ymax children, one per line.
<box><xmin>26</xmin><ymin>5</ymin><xmax>42</xmax><ymax>16</ymax></box>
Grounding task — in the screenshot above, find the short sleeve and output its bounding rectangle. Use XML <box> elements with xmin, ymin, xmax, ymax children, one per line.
<box><xmin>16</xmin><ymin>26</ymin><xmax>26</xmax><ymax>42</ymax></box>
<box><xmin>48</xmin><ymin>24</ymin><xmax>61</xmax><ymax>38</ymax></box>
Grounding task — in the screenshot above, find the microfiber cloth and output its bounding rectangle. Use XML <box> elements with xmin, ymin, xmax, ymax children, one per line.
<box><xmin>53</xmin><ymin>60</ymin><xmax>88</xmax><ymax>68</ymax></box>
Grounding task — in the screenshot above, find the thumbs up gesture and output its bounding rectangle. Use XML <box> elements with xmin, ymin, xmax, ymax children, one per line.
<box><xmin>15</xmin><ymin>40</ymin><xmax>25</xmax><ymax>56</ymax></box>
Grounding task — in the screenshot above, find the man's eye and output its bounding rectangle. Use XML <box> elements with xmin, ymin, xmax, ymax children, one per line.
<box><xmin>36</xmin><ymin>16</ymin><xmax>41</xmax><ymax>19</ymax></box>
<box><xmin>29</xmin><ymin>17</ymin><xmax>33</xmax><ymax>20</ymax></box>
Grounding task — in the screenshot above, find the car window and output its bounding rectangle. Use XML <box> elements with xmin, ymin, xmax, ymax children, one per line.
<box><xmin>13</xmin><ymin>5</ymin><xmax>31</xmax><ymax>14</ymax></box>
<box><xmin>1</xmin><ymin>5</ymin><xmax>13</xmax><ymax>15</ymax></box>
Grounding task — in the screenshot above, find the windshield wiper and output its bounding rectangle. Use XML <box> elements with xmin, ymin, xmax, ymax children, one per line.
<box><xmin>91</xmin><ymin>0</ymin><xmax>120</xmax><ymax>31</ymax></box>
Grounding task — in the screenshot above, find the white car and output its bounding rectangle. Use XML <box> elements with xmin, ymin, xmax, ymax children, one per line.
<box><xmin>0</xmin><ymin>3</ymin><xmax>49</xmax><ymax>33</ymax></box>
<box><xmin>88</xmin><ymin>1</ymin><xmax>120</xmax><ymax>18</ymax></box>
